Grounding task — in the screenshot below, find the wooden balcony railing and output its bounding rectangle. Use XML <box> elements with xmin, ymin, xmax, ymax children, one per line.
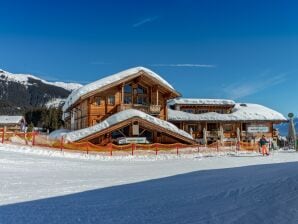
<box><xmin>117</xmin><ymin>104</ymin><xmax>161</xmax><ymax>115</ymax></box>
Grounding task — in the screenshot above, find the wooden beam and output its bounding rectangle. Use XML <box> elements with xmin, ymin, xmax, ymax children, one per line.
<box><xmin>121</xmin><ymin>84</ymin><xmax>124</xmax><ymax>104</ymax></box>
<box><xmin>156</xmin><ymin>87</ymin><xmax>159</xmax><ymax>105</ymax></box>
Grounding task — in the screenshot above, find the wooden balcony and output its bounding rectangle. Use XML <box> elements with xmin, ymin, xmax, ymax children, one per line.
<box><xmin>117</xmin><ymin>104</ymin><xmax>161</xmax><ymax>115</ymax></box>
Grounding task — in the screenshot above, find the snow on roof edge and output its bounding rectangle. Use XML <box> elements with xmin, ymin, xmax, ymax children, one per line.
<box><xmin>64</xmin><ymin>109</ymin><xmax>193</xmax><ymax>142</ymax></box>
<box><xmin>0</xmin><ymin>116</ymin><xmax>25</xmax><ymax>124</ymax></box>
<box><xmin>168</xmin><ymin>98</ymin><xmax>236</xmax><ymax>106</ymax></box>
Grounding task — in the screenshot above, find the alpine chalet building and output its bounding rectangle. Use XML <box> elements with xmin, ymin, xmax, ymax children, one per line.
<box><xmin>62</xmin><ymin>67</ymin><xmax>286</xmax><ymax>146</ymax></box>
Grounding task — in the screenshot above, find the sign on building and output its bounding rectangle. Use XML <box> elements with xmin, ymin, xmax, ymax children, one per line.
<box><xmin>118</xmin><ymin>137</ymin><xmax>148</xmax><ymax>144</ymax></box>
<box><xmin>247</xmin><ymin>126</ymin><xmax>269</xmax><ymax>133</ymax></box>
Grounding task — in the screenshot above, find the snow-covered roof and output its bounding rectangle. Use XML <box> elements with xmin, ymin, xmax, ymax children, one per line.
<box><xmin>62</xmin><ymin>67</ymin><xmax>177</xmax><ymax>112</ymax></box>
<box><xmin>168</xmin><ymin>98</ymin><xmax>235</xmax><ymax>106</ymax></box>
<box><xmin>168</xmin><ymin>103</ymin><xmax>287</xmax><ymax>122</ymax></box>
<box><xmin>48</xmin><ymin>129</ymin><xmax>71</xmax><ymax>140</ymax></box>
<box><xmin>0</xmin><ymin>116</ymin><xmax>25</xmax><ymax>125</ymax></box>
<box><xmin>64</xmin><ymin>109</ymin><xmax>193</xmax><ymax>142</ymax></box>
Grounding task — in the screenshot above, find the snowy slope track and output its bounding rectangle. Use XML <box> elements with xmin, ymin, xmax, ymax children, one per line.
<box><xmin>0</xmin><ymin>145</ymin><xmax>298</xmax><ymax>223</ymax></box>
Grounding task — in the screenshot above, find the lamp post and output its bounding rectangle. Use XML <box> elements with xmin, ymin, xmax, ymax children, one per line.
<box><xmin>288</xmin><ymin>113</ymin><xmax>297</xmax><ymax>151</ymax></box>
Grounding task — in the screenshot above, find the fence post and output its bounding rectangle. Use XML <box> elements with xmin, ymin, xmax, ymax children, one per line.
<box><xmin>1</xmin><ymin>127</ymin><xmax>5</xmax><ymax>144</ymax></box>
<box><xmin>132</xmin><ymin>143</ymin><xmax>134</xmax><ymax>156</ymax></box>
<box><xmin>60</xmin><ymin>136</ymin><xmax>64</xmax><ymax>151</ymax></box>
<box><xmin>176</xmin><ymin>145</ymin><xmax>179</xmax><ymax>156</ymax></box>
<box><xmin>32</xmin><ymin>131</ymin><xmax>36</xmax><ymax>146</ymax></box>
<box><xmin>155</xmin><ymin>144</ymin><xmax>158</xmax><ymax>156</ymax></box>
<box><xmin>110</xmin><ymin>143</ymin><xmax>113</xmax><ymax>156</ymax></box>
<box><xmin>86</xmin><ymin>142</ymin><xmax>89</xmax><ymax>154</ymax></box>
<box><xmin>217</xmin><ymin>141</ymin><xmax>219</xmax><ymax>152</ymax></box>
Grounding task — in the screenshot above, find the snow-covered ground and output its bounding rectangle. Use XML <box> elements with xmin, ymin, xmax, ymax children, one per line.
<box><xmin>0</xmin><ymin>143</ymin><xmax>298</xmax><ymax>223</ymax></box>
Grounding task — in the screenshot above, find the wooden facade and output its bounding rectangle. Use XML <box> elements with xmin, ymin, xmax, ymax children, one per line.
<box><xmin>62</xmin><ymin>70</ymin><xmax>194</xmax><ymax>145</ymax></box>
<box><xmin>64</xmin><ymin>73</ymin><xmax>179</xmax><ymax>131</ymax></box>
<box><xmin>169</xmin><ymin>103</ymin><xmax>283</xmax><ymax>144</ymax></box>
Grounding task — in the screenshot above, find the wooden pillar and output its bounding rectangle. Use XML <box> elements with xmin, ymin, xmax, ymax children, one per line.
<box><xmin>121</xmin><ymin>84</ymin><xmax>124</xmax><ymax>104</ymax></box>
<box><xmin>88</xmin><ymin>98</ymin><xmax>92</xmax><ymax>127</ymax></box>
<box><xmin>156</xmin><ymin>88</ymin><xmax>159</xmax><ymax>105</ymax></box>
<box><xmin>105</xmin><ymin>97</ymin><xmax>107</xmax><ymax>114</ymax></box>
<box><xmin>164</xmin><ymin>100</ymin><xmax>167</xmax><ymax>120</ymax></box>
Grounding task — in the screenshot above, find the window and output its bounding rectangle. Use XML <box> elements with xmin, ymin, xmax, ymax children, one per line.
<box><xmin>182</xmin><ymin>109</ymin><xmax>194</xmax><ymax>113</ymax></box>
<box><xmin>135</xmin><ymin>84</ymin><xmax>148</xmax><ymax>105</ymax></box>
<box><xmin>93</xmin><ymin>97</ymin><xmax>101</xmax><ymax>106</ymax></box>
<box><xmin>197</xmin><ymin>110</ymin><xmax>208</xmax><ymax>114</ymax></box>
<box><xmin>223</xmin><ymin>124</ymin><xmax>233</xmax><ymax>132</ymax></box>
<box><xmin>124</xmin><ymin>95</ymin><xmax>132</xmax><ymax>104</ymax></box>
<box><xmin>187</xmin><ymin>124</ymin><xmax>197</xmax><ymax>132</ymax></box>
<box><xmin>137</xmin><ymin>85</ymin><xmax>147</xmax><ymax>94</ymax></box>
<box><xmin>124</xmin><ymin>83</ymin><xmax>132</xmax><ymax>104</ymax></box>
<box><xmin>124</xmin><ymin>83</ymin><xmax>132</xmax><ymax>93</ymax></box>
<box><xmin>108</xmin><ymin>95</ymin><xmax>115</xmax><ymax>105</ymax></box>
<box><xmin>207</xmin><ymin>123</ymin><xmax>218</xmax><ymax>131</ymax></box>
<box><xmin>137</xmin><ymin>95</ymin><xmax>148</xmax><ymax>105</ymax></box>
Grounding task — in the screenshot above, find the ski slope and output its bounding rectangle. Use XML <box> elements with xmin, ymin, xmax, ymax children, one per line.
<box><xmin>0</xmin><ymin>144</ymin><xmax>298</xmax><ymax>224</ymax></box>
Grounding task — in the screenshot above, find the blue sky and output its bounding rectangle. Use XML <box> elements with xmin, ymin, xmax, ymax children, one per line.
<box><xmin>0</xmin><ymin>0</ymin><xmax>297</xmax><ymax>116</ymax></box>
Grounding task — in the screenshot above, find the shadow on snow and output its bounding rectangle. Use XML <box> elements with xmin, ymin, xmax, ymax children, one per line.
<box><xmin>1</xmin><ymin>162</ymin><xmax>298</xmax><ymax>224</ymax></box>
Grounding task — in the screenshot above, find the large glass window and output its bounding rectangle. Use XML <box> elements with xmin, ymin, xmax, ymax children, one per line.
<box><xmin>137</xmin><ymin>85</ymin><xmax>147</xmax><ymax>94</ymax></box>
<box><xmin>124</xmin><ymin>83</ymin><xmax>148</xmax><ymax>105</ymax></box>
<box><xmin>136</xmin><ymin>84</ymin><xmax>148</xmax><ymax>105</ymax></box>
<box><xmin>124</xmin><ymin>96</ymin><xmax>132</xmax><ymax>104</ymax></box>
<box><xmin>124</xmin><ymin>83</ymin><xmax>132</xmax><ymax>104</ymax></box>
<box><xmin>207</xmin><ymin>123</ymin><xmax>218</xmax><ymax>131</ymax></box>
<box><xmin>124</xmin><ymin>84</ymin><xmax>132</xmax><ymax>93</ymax></box>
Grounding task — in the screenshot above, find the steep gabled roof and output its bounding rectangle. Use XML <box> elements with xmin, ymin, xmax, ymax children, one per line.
<box><xmin>168</xmin><ymin>103</ymin><xmax>287</xmax><ymax>122</ymax></box>
<box><xmin>64</xmin><ymin>109</ymin><xmax>194</xmax><ymax>143</ymax></box>
<box><xmin>63</xmin><ymin>67</ymin><xmax>180</xmax><ymax>112</ymax></box>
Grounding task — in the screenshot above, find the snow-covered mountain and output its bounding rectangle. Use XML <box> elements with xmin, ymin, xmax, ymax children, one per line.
<box><xmin>0</xmin><ymin>69</ymin><xmax>82</xmax><ymax>91</ymax></box>
<box><xmin>0</xmin><ymin>69</ymin><xmax>82</xmax><ymax>114</ymax></box>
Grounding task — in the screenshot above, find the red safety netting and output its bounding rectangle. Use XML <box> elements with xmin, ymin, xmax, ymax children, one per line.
<box><xmin>0</xmin><ymin>129</ymin><xmax>261</xmax><ymax>156</ymax></box>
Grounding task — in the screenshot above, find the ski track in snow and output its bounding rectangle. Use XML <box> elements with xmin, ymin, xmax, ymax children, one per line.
<box><xmin>0</xmin><ymin>143</ymin><xmax>298</xmax><ymax>224</ymax></box>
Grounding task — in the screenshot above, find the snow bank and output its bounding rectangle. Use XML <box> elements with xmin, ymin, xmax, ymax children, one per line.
<box><xmin>64</xmin><ymin>109</ymin><xmax>193</xmax><ymax>142</ymax></box>
<box><xmin>62</xmin><ymin>66</ymin><xmax>176</xmax><ymax>112</ymax></box>
<box><xmin>169</xmin><ymin>103</ymin><xmax>287</xmax><ymax>121</ymax></box>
